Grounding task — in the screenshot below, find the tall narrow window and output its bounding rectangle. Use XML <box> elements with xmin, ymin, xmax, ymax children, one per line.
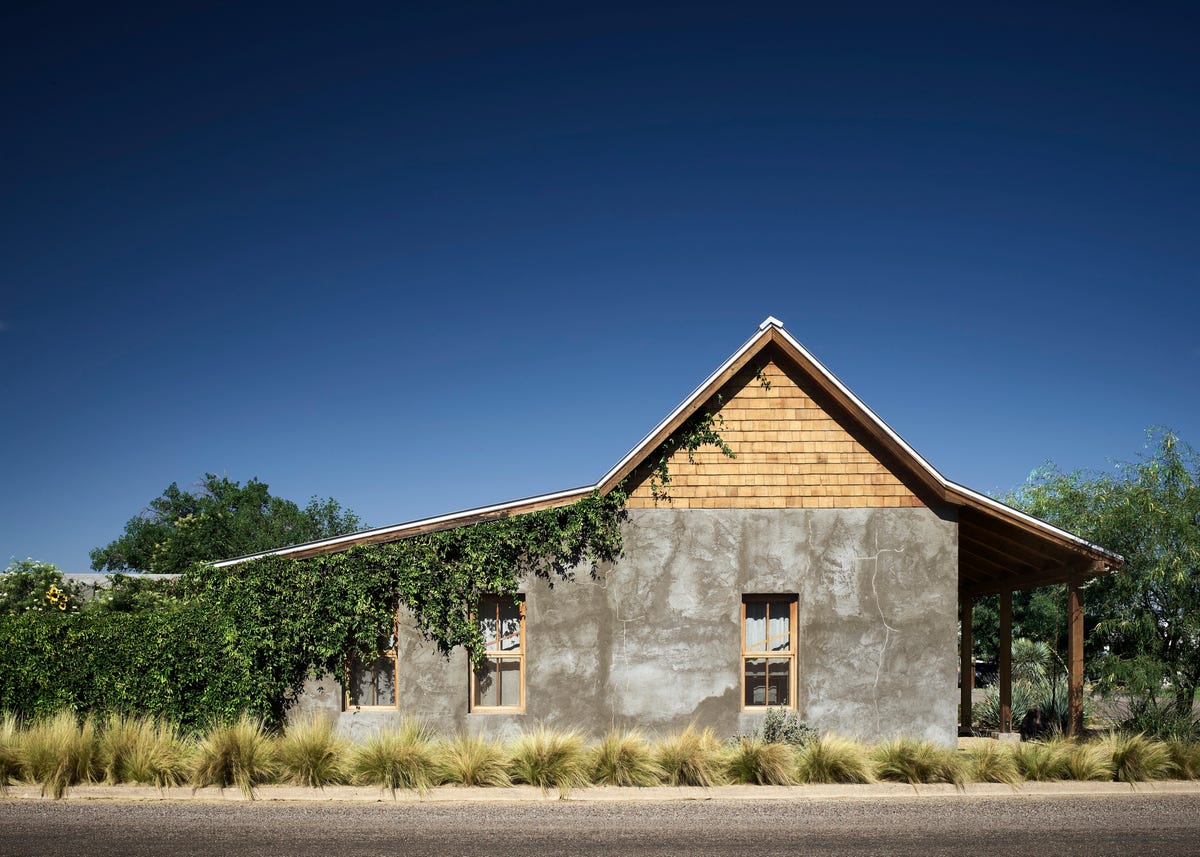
<box><xmin>472</xmin><ymin>595</ymin><xmax>525</xmax><ymax>711</ymax></box>
<box><xmin>346</xmin><ymin>628</ymin><xmax>398</xmax><ymax>710</ymax></box>
<box><xmin>741</xmin><ymin>595</ymin><xmax>797</xmax><ymax>709</ymax></box>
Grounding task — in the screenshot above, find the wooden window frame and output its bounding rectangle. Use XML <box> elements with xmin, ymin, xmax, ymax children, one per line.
<box><xmin>740</xmin><ymin>595</ymin><xmax>798</xmax><ymax>711</ymax></box>
<box><xmin>470</xmin><ymin>595</ymin><xmax>526</xmax><ymax>714</ymax></box>
<box><xmin>343</xmin><ymin>618</ymin><xmax>400</xmax><ymax>712</ymax></box>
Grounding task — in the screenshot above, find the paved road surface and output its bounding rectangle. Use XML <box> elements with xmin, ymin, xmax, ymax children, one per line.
<box><xmin>3</xmin><ymin>794</ymin><xmax>1199</xmax><ymax>856</ymax></box>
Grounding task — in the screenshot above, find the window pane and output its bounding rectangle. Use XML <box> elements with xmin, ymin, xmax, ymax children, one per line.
<box><xmin>372</xmin><ymin>656</ymin><xmax>396</xmax><ymax>706</ymax></box>
<box><xmin>474</xmin><ymin>660</ymin><xmax>498</xmax><ymax>707</ymax></box>
<box><xmin>479</xmin><ymin>603</ymin><xmax>499</xmax><ymax>651</ymax></box>
<box><xmin>348</xmin><ymin>662</ymin><xmax>369</xmax><ymax>706</ymax></box>
<box><xmin>744</xmin><ymin>602</ymin><xmax>767</xmax><ymax>651</ymax></box>
<box><xmin>499</xmin><ymin>658</ymin><xmax>521</xmax><ymax>707</ymax></box>
<box><xmin>498</xmin><ymin>600</ymin><xmax>521</xmax><ymax>652</ymax></box>
<box><xmin>768</xmin><ymin>603</ymin><xmax>791</xmax><ymax>652</ymax></box>
<box><xmin>744</xmin><ymin>657</ymin><xmax>767</xmax><ymax>706</ymax></box>
<box><xmin>766</xmin><ymin>658</ymin><xmax>790</xmax><ymax>707</ymax></box>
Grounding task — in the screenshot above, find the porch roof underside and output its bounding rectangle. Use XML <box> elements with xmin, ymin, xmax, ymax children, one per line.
<box><xmin>957</xmin><ymin>505</ymin><xmax>1109</xmax><ymax>596</ymax></box>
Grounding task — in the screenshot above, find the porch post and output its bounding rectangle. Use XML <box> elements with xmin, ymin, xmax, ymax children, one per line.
<box><xmin>999</xmin><ymin>589</ymin><xmax>1012</xmax><ymax>734</ymax></box>
<box><xmin>1068</xmin><ymin>575</ymin><xmax>1085</xmax><ymax>737</ymax></box>
<box><xmin>960</xmin><ymin>592</ymin><xmax>973</xmax><ymax>735</ymax></box>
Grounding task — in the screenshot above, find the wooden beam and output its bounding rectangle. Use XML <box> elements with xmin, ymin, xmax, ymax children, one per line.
<box><xmin>999</xmin><ymin>590</ymin><xmax>1012</xmax><ymax>733</ymax></box>
<box><xmin>1068</xmin><ymin>576</ymin><xmax>1085</xmax><ymax>737</ymax></box>
<box><xmin>961</xmin><ymin>593</ymin><xmax>973</xmax><ymax>735</ymax></box>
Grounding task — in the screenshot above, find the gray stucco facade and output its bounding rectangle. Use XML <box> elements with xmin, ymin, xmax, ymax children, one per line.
<box><xmin>296</xmin><ymin>505</ymin><xmax>959</xmax><ymax>745</ymax></box>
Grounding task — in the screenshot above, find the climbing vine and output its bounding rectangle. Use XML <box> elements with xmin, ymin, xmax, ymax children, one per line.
<box><xmin>648</xmin><ymin>398</ymin><xmax>737</xmax><ymax>502</ymax></box>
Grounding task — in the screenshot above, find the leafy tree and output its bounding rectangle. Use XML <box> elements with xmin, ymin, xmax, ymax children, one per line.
<box><xmin>1007</xmin><ymin>429</ymin><xmax>1200</xmax><ymax>716</ymax></box>
<box><xmin>90</xmin><ymin>475</ymin><xmax>363</xmax><ymax>574</ymax></box>
<box><xmin>0</xmin><ymin>559</ymin><xmax>80</xmax><ymax>615</ymax></box>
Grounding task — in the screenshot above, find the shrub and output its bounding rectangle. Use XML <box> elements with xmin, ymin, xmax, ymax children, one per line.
<box><xmin>654</xmin><ymin>726</ymin><xmax>725</xmax><ymax>787</ymax></box>
<box><xmin>725</xmin><ymin>737</ymin><xmax>796</xmax><ymax>785</ymax></box>
<box><xmin>590</xmin><ymin>729</ymin><xmax>662</xmax><ymax>787</ymax></box>
<box><xmin>350</xmin><ymin>720</ymin><xmax>438</xmax><ymax>795</ymax></box>
<box><xmin>191</xmin><ymin>715</ymin><xmax>276</xmax><ymax>798</ymax></box>
<box><xmin>1165</xmin><ymin>738</ymin><xmax>1200</xmax><ymax>780</ymax></box>
<box><xmin>275</xmin><ymin>713</ymin><xmax>346</xmax><ymax>788</ymax></box>
<box><xmin>964</xmin><ymin>741</ymin><xmax>1021</xmax><ymax>785</ymax></box>
<box><xmin>745</xmin><ymin>708</ymin><xmax>817</xmax><ymax>747</ymax></box>
<box><xmin>1100</xmin><ymin>732</ymin><xmax>1173</xmax><ymax>783</ymax></box>
<box><xmin>1055</xmin><ymin>739</ymin><xmax>1114</xmax><ymax>782</ymax></box>
<box><xmin>871</xmin><ymin>738</ymin><xmax>965</xmax><ymax>786</ymax></box>
<box><xmin>97</xmin><ymin>714</ymin><xmax>190</xmax><ymax>787</ymax></box>
<box><xmin>795</xmin><ymin>735</ymin><xmax>873</xmax><ymax>784</ymax></box>
<box><xmin>436</xmin><ymin>733</ymin><xmax>511</xmax><ymax>787</ymax></box>
<box><xmin>20</xmin><ymin>711</ymin><xmax>98</xmax><ymax>799</ymax></box>
<box><xmin>0</xmin><ymin>712</ymin><xmax>24</xmax><ymax>793</ymax></box>
<box><xmin>1012</xmin><ymin>741</ymin><xmax>1068</xmax><ymax>781</ymax></box>
<box><xmin>507</xmin><ymin>727</ymin><xmax>591</xmax><ymax>797</ymax></box>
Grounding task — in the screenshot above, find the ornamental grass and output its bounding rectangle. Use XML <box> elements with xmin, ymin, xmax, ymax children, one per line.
<box><xmin>350</xmin><ymin>719</ymin><xmax>438</xmax><ymax>796</ymax></box>
<box><xmin>20</xmin><ymin>711</ymin><xmax>98</xmax><ymax>799</ymax></box>
<box><xmin>436</xmin><ymin>733</ymin><xmax>511</xmax><ymax>787</ymax></box>
<box><xmin>654</xmin><ymin>726</ymin><xmax>725</xmax><ymax>787</ymax></box>
<box><xmin>1012</xmin><ymin>740</ymin><xmax>1068</xmax><ymax>781</ymax></box>
<box><xmin>97</xmin><ymin>714</ymin><xmax>190</xmax><ymax>787</ymax></box>
<box><xmin>795</xmin><ymin>734</ymin><xmax>873</xmax><ymax>784</ymax></box>
<box><xmin>275</xmin><ymin>713</ymin><xmax>347</xmax><ymax>788</ymax></box>
<box><xmin>871</xmin><ymin>737</ymin><xmax>965</xmax><ymax>786</ymax></box>
<box><xmin>507</xmin><ymin>727</ymin><xmax>591</xmax><ymax>797</ymax></box>
<box><xmin>190</xmin><ymin>715</ymin><xmax>276</xmax><ymax>799</ymax></box>
<box><xmin>963</xmin><ymin>741</ymin><xmax>1021</xmax><ymax>785</ymax></box>
<box><xmin>1165</xmin><ymin>738</ymin><xmax>1200</xmax><ymax>780</ymax></box>
<box><xmin>589</xmin><ymin>729</ymin><xmax>662</xmax><ymax>787</ymax></box>
<box><xmin>0</xmin><ymin>713</ymin><xmax>24</xmax><ymax>794</ymax></box>
<box><xmin>1100</xmin><ymin>732</ymin><xmax>1173</xmax><ymax>784</ymax></box>
<box><xmin>1055</xmin><ymin>738</ymin><xmax>1115</xmax><ymax>782</ymax></box>
<box><xmin>725</xmin><ymin>737</ymin><xmax>797</xmax><ymax>785</ymax></box>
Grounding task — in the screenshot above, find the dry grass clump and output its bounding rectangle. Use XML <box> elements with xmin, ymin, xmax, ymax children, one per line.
<box><xmin>350</xmin><ymin>719</ymin><xmax>438</xmax><ymax>796</ymax></box>
<box><xmin>1165</xmin><ymin>738</ymin><xmax>1200</xmax><ymax>780</ymax></box>
<box><xmin>507</xmin><ymin>727</ymin><xmax>591</xmax><ymax>797</ymax></box>
<box><xmin>964</xmin><ymin>741</ymin><xmax>1021</xmax><ymax>785</ymax></box>
<box><xmin>725</xmin><ymin>737</ymin><xmax>797</xmax><ymax>785</ymax></box>
<box><xmin>871</xmin><ymin>737</ymin><xmax>965</xmax><ymax>786</ymax></box>
<box><xmin>191</xmin><ymin>715</ymin><xmax>276</xmax><ymax>799</ymax></box>
<box><xmin>0</xmin><ymin>713</ymin><xmax>23</xmax><ymax>794</ymax></box>
<box><xmin>437</xmin><ymin>733</ymin><xmax>511</xmax><ymax>787</ymax></box>
<box><xmin>97</xmin><ymin>714</ymin><xmax>190</xmax><ymax>787</ymax></box>
<box><xmin>275</xmin><ymin>714</ymin><xmax>347</xmax><ymax>788</ymax></box>
<box><xmin>1012</xmin><ymin>740</ymin><xmax>1068</xmax><ymax>781</ymax></box>
<box><xmin>590</xmin><ymin>729</ymin><xmax>662</xmax><ymax>787</ymax></box>
<box><xmin>1054</xmin><ymin>738</ymin><xmax>1114</xmax><ymax>782</ymax></box>
<box><xmin>1100</xmin><ymin>732</ymin><xmax>1173</xmax><ymax>783</ymax></box>
<box><xmin>20</xmin><ymin>711</ymin><xmax>98</xmax><ymax>799</ymax></box>
<box><xmin>796</xmin><ymin>735</ymin><xmax>873</xmax><ymax>784</ymax></box>
<box><xmin>654</xmin><ymin>726</ymin><xmax>726</xmax><ymax>787</ymax></box>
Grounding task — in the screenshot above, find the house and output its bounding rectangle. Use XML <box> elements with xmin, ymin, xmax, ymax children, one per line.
<box><xmin>216</xmin><ymin>317</ymin><xmax>1120</xmax><ymax>744</ymax></box>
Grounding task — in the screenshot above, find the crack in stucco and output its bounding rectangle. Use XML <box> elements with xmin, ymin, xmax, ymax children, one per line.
<box><xmin>856</xmin><ymin>532</ymin><xmax>904</xmax><ymax>737</ymax></box>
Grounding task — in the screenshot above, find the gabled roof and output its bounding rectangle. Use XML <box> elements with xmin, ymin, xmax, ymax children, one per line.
<box><xmin>214</xmin><ymin>318</ymin><xmax>1121</xmax><ymax>591</ymax></box>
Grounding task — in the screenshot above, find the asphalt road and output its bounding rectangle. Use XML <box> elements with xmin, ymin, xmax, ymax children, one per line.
<box><xmin>3</xmin><ymin>794</ymin><xmax>1199</xmax><ymax>857</ymax></box>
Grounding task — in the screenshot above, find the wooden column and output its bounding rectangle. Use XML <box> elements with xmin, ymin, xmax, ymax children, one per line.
<box><xmin>999</xmin><ymin>589</ymin><xmax>1012</xmax><ymax>734</ymax></box>
<box><xmin>960</xmin><ymin>593</ymin><xmax>973</xmax><ymax>735</ymax></box>
<box><xmin>1067</xmin><ymin>576</ymin><xmax>1085</xmax><ymax>737</ymax></box>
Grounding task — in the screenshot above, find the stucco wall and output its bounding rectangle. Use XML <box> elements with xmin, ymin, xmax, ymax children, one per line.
<box><xmin>296</xmin><ymin>506</ymin><xmax>959</xmax><ymax>745</ymax></box>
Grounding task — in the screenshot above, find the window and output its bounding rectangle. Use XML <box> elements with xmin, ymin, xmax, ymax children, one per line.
<box><xmin>345</xmin><ymin>629</ymin><xmax>398</xmax><ymax>710</ymax></box>
<box><xmin>472</xmin><ymin>595</ymin><xmax>525</xmax><ymax>711</ymax></box>
<box><xmin>741</xmin><ymin>595</ymin><xmax>797</xmax><ymax>709</ymax></box>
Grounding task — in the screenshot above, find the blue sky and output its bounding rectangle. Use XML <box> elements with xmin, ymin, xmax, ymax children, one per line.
<box><xmin>2</xmin><ymin>1</ymin><xmax>1197</xmax><ymax>571</ymax></box>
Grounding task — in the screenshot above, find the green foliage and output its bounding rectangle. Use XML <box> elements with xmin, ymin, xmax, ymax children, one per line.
<box><xmin>871</xmin><ymin>737</ymin><xmax>966</xmax><ymax>786</ymax></box>
<box><xmin>795</xmin><ymin>735</ymin><xmax>873</xmax><ymax>784</ymax></box>
<box><xmin>1006</xmin><ymin>429</ymin><xmax>1200</xmax><ymax>718</ymax></box>
<box><xmin>275</xmin><ymin>713</ymin><xmax>347</xmax><ymax>787</ymax></box>
<box><xmin>741</xmin><ymin>707</ymin><xmax>818</xmax><ymax>747</ymax></box>
<box><xmin>0</xmin><ymin>560</ymin><xmax>80</xmax><ymax>616</ymax></box>
<box><xmin>96</xmin><ymin>714</ymin><xmax>190</xmax><ymax>787</ymax></box>
<box><xmin>654</xmin><ymin>726</ymin><xmax>725</xmax><ymax>787</ymax></box>
<box><xmin>191</xmin><ymin>715</ymin><xmax>276</xmax><ymax>799</ymax></box>
<box><xmin>507</xmin><ymin>727</ymin><xmax>591</xmax><ymax>797</ymax></box>
<box><xmin>90</xmin><ymin>474</ymin><xmax>363</xmax><ymax>574</ymax></box>
<box><xmin>349</xmin><ymin>720</ymin><xmax>438</xmax><ymax>795</ymax></box>
<box><xmin>724</xmin><ymin>737</ymin><xmax>797</xmax><ymax>785</ymax></box>
<box><xmin>436</xmin><ymin>733</ymin><xmax>511</xmax><ymax>787</ymax></box>
<box><xmin>648</xmin><ymin>404</ymin><xmax>736</xmax><ymax>502</ymax></box>
<box><xmin>589</xmin><ymin>729</ymin><xmax>662</xmax><ymax>787</ymax></box>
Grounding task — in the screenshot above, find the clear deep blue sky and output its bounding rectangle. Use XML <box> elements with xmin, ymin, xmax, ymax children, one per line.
<box><xmin>2</xmin><ymin>1</ymin><xmax>1197</xmax><ymax>571</ymax></box>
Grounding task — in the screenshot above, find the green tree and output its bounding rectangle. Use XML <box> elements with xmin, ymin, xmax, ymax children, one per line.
<box><xmin>1007</xmin><ymin>429</ymin><xmax>1200</xmax><ymax>716</ymax></box>
<box><xmin>0</xmin><ymin>559</ymin><xmax>80</xmax><ymax>615</ymax></box>
<box><xmin>89</xmin><ymin>475</ymin><xmax>363</xmax><ymax>574</ymax></box>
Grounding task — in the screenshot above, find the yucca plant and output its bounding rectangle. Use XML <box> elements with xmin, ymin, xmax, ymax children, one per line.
<box><xmin>507</xmin><ymin>727</ymin><xmax>591</xmax><ymax>797</ymax></box>
<box><xmin>97</xmin><ymin>714</ymin><xmax>190</xmax><ymax>787</ymax></box>
<box><xmin>1165</xmin><ymin>738</ymin><xmax>1200</xmax><ymax>780</ymax></box>
<box><xmin>276</xmin><ymin>713</ymin><xmax>347</xmax><ymax>788</ymax></box>
<box><xmin>436</xmin><ymin>733</ymin><xmax>511</xmax><ymax>787</ymax></box>
<box><xmin>20</xmin><ymin>711</ymin><xmax>98</xmax><ymax>799</ymax></box>
<box><xmin>1055</xmin><ymin>739</ymin><xmax>1114</xmax><ymax>782</ymax></box>
<box><xmin>0</xmin><ymin>713</ymin><xmax>24</xmax><ymax>794</ymax></box>
<box><xmin>795</xmin><ymin>734</ymin><xmax>873</xmax><ymax>784</ymax></box>
<box><xmin>964</xmin><ymin>741</ymin><xmax>1021</xmax><ymax>785</ymax></box>
<box><xmin>654</xmin><ymin>726</ymin><xmax>725</xmax><ymax>787</ymax></box>
<box><xmin>871</xmin><ymin>737</ymin><xmax>965</xmax><ymax>786</ymax></box>
<box><xmin>350</xmin><ymin>719</ymin><xmax>438</xmax><ymax>796</ymax></box>
<box><xmin>590</xmin><ymin>729</ymin><xmax>662</xmax><ymax>787</ymax></box>
<box><xmin>191</xmin><ymin>715</ymin><xmax>276</xmax><ymax>799</ymax></box>
<box><xmin>1012</xmin><ymin>740</ymin><xmax>1068</xmax><ymax>781</ymax></box>
<box><xmin>1100</xmin><ymin>732</ymin><xmax>1173</xmax><ymax>783</ymax></box>
<box><xmin>725</xmin><ymin>737</ymin><xmax>797</xmax><ymax>785</ymax></box>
